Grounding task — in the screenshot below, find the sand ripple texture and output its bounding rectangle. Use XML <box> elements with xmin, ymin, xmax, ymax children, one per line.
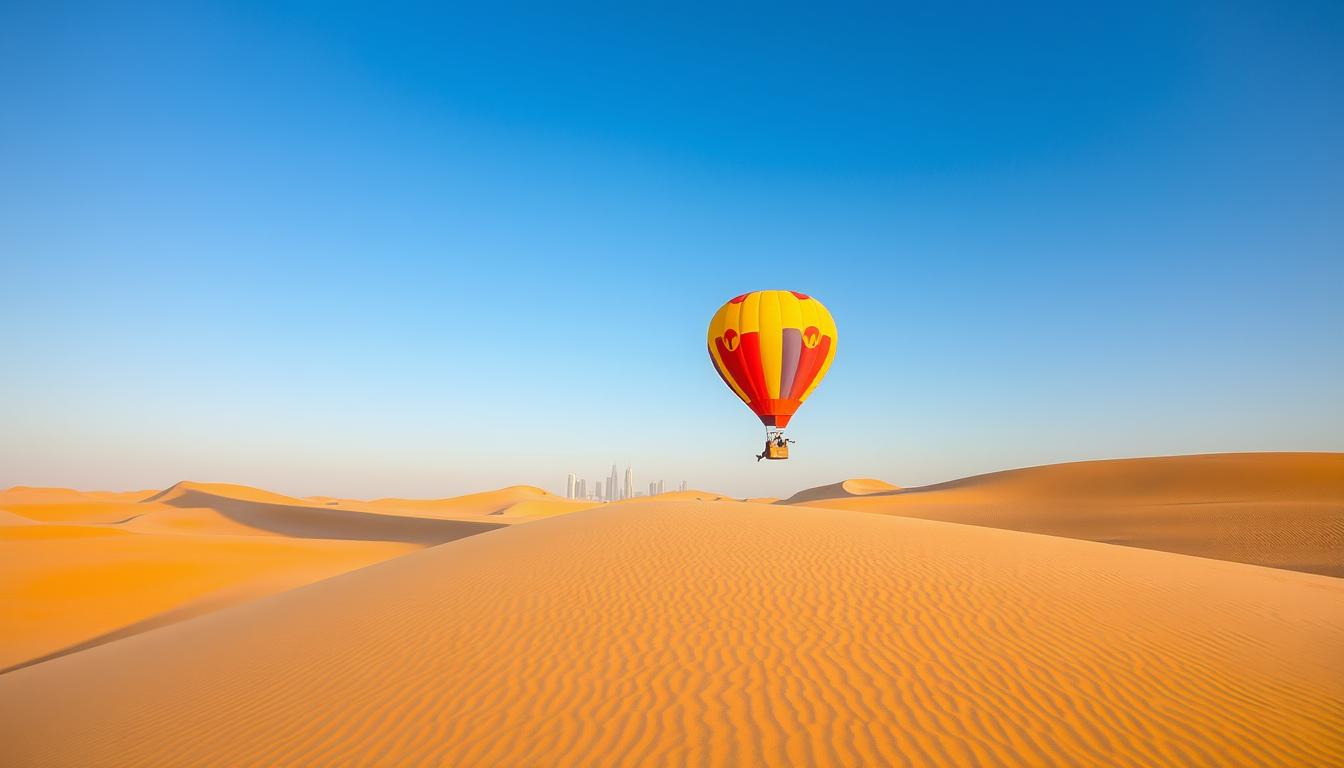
<box><xmin>2</xmin><ymin>501</ymin><xmax>1342</xmax><ymax>767</ymax></box>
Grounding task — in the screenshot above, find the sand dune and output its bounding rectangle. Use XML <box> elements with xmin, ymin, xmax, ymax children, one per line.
<box><xmin>0</xmin><ymin>481</ymin><xmax>520</xmax><ymax>672</ymax></box>
<box><xmin>650</xmin><ymin>489</ymin><xmax>785</xmax><ymax>503</ymax></box>
<box><xmin>784</xmin><ymin>452</ymin><xmax>1344</xmax><ymax>576</ymax></box>
<box><xmin>323</xmin><ymin>484</ymin><xmax>599</xmax><ymax>522</ymax></box>
<box><xmin>0</xmin><ymin>523</ymin><xmax>415</xmax><ymax>672</ymax></box>
<box><xmin>3</xmin><ymin>501</ymin><xmax>152</xmax><ymax>525</ymax></box>
<box><xmin>780</xmin><ymin>477</ymin><xmax>901</xmax><ymax>504</ymax></box>
<box><xmin>364</xmin><ymin>483</ymin><xmax>566</xmax><ymax>513</ymax></box>
<box><xmin>650</xmin><ymin>489</ymin><xmax>734</xmax><ymax>501</ymax></box>
<box><xmin>3</xmin><ymin>500</ymin><xmax>1340</xmax><ymax>767</ymax></box>
<box><xmin>144</xmin><ymin>481</ymin><xmax>505</xmax><ymax>542</ymax></box>
<box><xmin>0</xmin><ymin>509</ymin><xmax>38</xmax><ymax>527</ymax></box>
<box><xmin>1</xmin><ymin>487</ymin><xmax>156</xmax><ymax>505</ymax></box>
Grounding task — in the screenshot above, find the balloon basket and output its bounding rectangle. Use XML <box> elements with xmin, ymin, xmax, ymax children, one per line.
<box><xmin>763</xmin><ymin>429</ymin><xmax>790</xmax><ymax>460</ymax></box>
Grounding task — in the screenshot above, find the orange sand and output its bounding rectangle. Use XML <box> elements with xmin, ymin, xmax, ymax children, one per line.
<box><xmin>0</xmin><ymin>525</ymin><xmax>413</xmax><ymax>672</ymax></box>
<box><xmin>0</xmin><ymin>481</ymin><xmax>517</xmax><ymax>671</ymax></box>
<box><xmin>780</xmin><ymin>477</ymin><xmax>901</xmax><ymax>504</ymax></box>
<box><xmin>4</xmin><ymin>454</ymin><xmax>1341</xmax><ymax>765</ymax></box>
<box><xmin>2</xmin><ymin>499</ymin><xmax>1340</xmax><ymax>767</ymax></box>
<box><xmin>316</xmin><ymin>484</ymin><xmax>599</xmax><ymax>523</ymax></box>
<box><xmin>785</xmin><ymin>452</ymin><xmax>1344</xmax><ymax>576</ymax></box>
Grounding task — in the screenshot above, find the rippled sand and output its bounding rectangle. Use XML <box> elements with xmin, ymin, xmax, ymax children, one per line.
<box><xmin>3</xmin><ymin>499</ymin><xmax>1341</xmax><ymax>767</ymax></box>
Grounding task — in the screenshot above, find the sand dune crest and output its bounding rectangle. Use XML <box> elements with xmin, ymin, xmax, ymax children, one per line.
<box><xmin>143</xmin><ymin>481</ymin><xmax>505</xmax><ymax>543</ymax></box>
<box><xmin>786</xmin><ymin>452</ymin><xmax>1344</xmax><ymax>575</ymax></box>
<box><xmin>780</xmin><ymin>477</ymin><xmax>901</xmax><ymax>504</ymax></box>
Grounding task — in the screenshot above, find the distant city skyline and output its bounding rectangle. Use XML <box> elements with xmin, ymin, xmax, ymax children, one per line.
<box><xmin>564</xmin><ymin>466</ymin><xmax>683</xmax><ymax>501</ymax></box>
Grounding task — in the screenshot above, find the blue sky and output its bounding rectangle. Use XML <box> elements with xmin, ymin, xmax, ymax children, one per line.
<box><xmin>3</xmin><ymin>2</ymin><xmax>1341</xmax><ymax>498</ymax></box>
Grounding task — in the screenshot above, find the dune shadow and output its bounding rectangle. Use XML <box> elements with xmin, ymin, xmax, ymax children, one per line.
<box><xmin>152</xmin><ymin>488</ymin><xmax>505</xmax><ymax>545</ymax></box>
<box><xmin>0</xmin><ymin>589</ymin><xmax>258</xmax><ymax>676</ymax></box>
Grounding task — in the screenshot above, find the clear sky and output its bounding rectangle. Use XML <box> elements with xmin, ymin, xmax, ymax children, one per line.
<box><xmin>3</xmin><ymin>2</ymin><xmax>1341</xmax><ymax>499</ymax></box>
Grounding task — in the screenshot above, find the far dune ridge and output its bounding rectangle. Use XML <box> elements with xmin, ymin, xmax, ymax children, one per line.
<box><xmin>783</xmin><ymin>452</ymin><xmax>1344</xmax><ymax>576</ymax></box>
<box><xmin>318</xmin><ymin>484</ymin><xmax>599</xmax><ymax>522</ymax></box>
<box><xmin>139</xmin><ymin>481</ymin><xmax>504</xmax><ymax>543</ymax></box>
<box><xmin>1</xmin><ymin>500</ymin><xmax>1340</xmax><ymax>767</ymax></box>
<box><xmin>779</xmin><ymin>477</ymin><xmax>901</xmax><ymax>504</ymax></box>
<box><xmin>0</xmin><ymin>487</ymin><xmax>157</xmax><ymax>505</ymax></box>
<box><xmin>648</xmin><ymin>489</ymin><xmax>735</xmax><ymax>502</ymax></box>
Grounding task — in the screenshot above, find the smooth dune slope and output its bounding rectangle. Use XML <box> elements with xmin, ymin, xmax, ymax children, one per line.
<box><xmin>3</xmin><ymin>500</ymin><xmax>1341</xmax><ymax>767</ymax></box>
<box><xmin>0</xmin><ymin>509</ymin><xmax>37</xmax><ymax>527</ymax></box>
<box><xmin>0</xmin><ymin>482</ymin><xmax>509</xmax><ymax>672</ymax></box>
<box><xmin>780</xmin><ymin>477</ymin><xmax>901</xmax><ymax>504</ymax></box>
<box><xmin>1</xmin><ymin>487</ymin><xmax>157</xmax><ymax>506</ymax></box>
<box><xmin>0</xmin><ymin>528</ymin><xmax>413</xmax><ymax>672</ymax></box>
<box><xmin>784</xmin><ymin>453</ymin><xmax>1344</xmax><ymax>576</ymax></box>
<box><xmin>0</xmin><ymin>487</ymin><xmax>158</xmax><ymax>525</ymax></box>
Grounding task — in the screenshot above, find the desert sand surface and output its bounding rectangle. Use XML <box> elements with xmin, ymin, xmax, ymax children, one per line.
<box><xmin>314</xmin><ymin>484</ymin><xmax>598</xmax><ymax>523</ymax></box>
<box><xmin>140</xmin><ymin>481</ymin><xmax>507</xmax><ymax>542</ymax></box>
<box><xmin>3</xmin><ymin>499</ymin><xmax>1341</xmax><ymax>767</ymax></box>
<box><xmin>784</xmin><ymin>452</ymin><xmax>1344</xmax><ymax>576</ymax></box>
<box><xmin>0</xmin><ymin>481</ymin><xmax>521</xmax><ymax>671</ymax></box>
<box><xmin>0</xmin><ymin>526</ymin><xmax>414</xmax><ymax>673</ymax></box>
<box><xmin>780</xmin><ymin>477</ymin><xmax>902</xmax><ymax>504</ymax></box>
<box><xmin>1</xmin><ymin>487</ymin><xmax>158</xmax><ymax>506</ymax></box>
<box><xmin>652</xmin><ymin>489</ymin><xmax>736</xmax><ymax>501</ymax></box>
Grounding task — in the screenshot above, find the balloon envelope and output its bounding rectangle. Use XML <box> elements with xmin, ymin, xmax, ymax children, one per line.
<box><xmin>707</xmin><ymin>290</ymin><xmax>837</xmax><ymax>428</ymax></box>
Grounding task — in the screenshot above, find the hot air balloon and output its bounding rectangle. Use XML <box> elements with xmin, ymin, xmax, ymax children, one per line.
<box><xmin>707</xmin><ymin>290</ymin><xmax>837</xmax><ymax>460</ymax></box>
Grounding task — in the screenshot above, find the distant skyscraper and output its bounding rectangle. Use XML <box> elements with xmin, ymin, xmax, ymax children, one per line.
<box><xmin>566</xmin><ymin>473</ymin><xmax>576</xmax><ymax>500</ymax></box>
<box><xmin>679</xmin><ymin>480</ymin><xmax>687</xmax><ymax>492</ymax></box>
<box><xmin>648</xmin><ymin>481</ymin><xmax>656</xmax><ymax>497</ymax></box>
<box><xmin>576</xmin><ymin>478</ymin><xmax>586</xmax><ymax>500</ymax></box>
<box><xmin>624</xmin><ymin>465</ymin><xmax>633</xmax><ymax>500</ymax></box>
<box><xmin>657</xmin><ymin>480</ymin><xmax>664</xmax><ymax>495</ymax></box>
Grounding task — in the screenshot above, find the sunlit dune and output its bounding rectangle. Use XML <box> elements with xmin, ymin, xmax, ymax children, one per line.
<box><xmin>2</xmin><ymin>500</ymin><xmax>1340</xmax><ymax>767</ymax></box>
<box><xmin>0</xmin><ymin>509</ymin><xmax>38</xmax><ymax>527</ymax></box>
<box><xmin>495</xmin><ymin>498</ymin><xmax>599</xmax><ymax>519</ymax></box>
<box><xmin>0</xmin><ymin>481</ymin><xmax>522</xmax><ymax>671</ymax></box>
<box><xmin>3</xmin><ymin>459</ymin><xmax>1339</xmax><ymax>765</ymax></box>
<box><xmin>652</xmin><ymin>489</ymin><xmax>734</xmax><ymax>501</ymax></box>
<box><xmin>1</xmin><ymin>487</ymin><xmax>157</xmax><ymax>505</ymax></box>
<box><xmin>0</xmin><ymin>522</ymin><xmax>414</xmax><ymax>672</ymax></box>
<box><xmin>779</xmin><ymin>477</ymin><xmax>901</xmax><ymax>504</ymax></box>
<box><xmin>327</xmin><ymin>484</ymin><xmax>599</xmax><ymax>522</ymax></box>
<box><xmin>364</xmin><ymin>483</ymin><xmax>559</xmax><ymax>513</ymax></box>
<box><xmin>784</xmin><ymin>452</ymin><xmax>1344</xmax><ymax>576</ymax></box>
<box><xmin>0</xmin><ymin>487</ymin><xmax>159</xmax><ymax>526</ymax></box>
<box><xmin>1</xmin><ymin>496</ymin><xmax>154</xmax><ymax>524</ymax></box>
<box><xmin>141</xmin><ymin>481</ymin><xmax>504</xmax><ymax>542</ymax></box>
<box><xmin>655</xmin><ymin>492</ymin><xmax>783</xmax><ymax>504</ymax></box>
<box><xmin>143</xmin><ymin>480</ymin><xmax>313</xmax><ymax>506</ymax></box>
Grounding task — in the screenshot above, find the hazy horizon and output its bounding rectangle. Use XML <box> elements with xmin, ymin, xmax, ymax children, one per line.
<box><xmin>4</xmin><ymin>3</ymin><xmax>1342</xmax><ymax>498</ymax></box>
